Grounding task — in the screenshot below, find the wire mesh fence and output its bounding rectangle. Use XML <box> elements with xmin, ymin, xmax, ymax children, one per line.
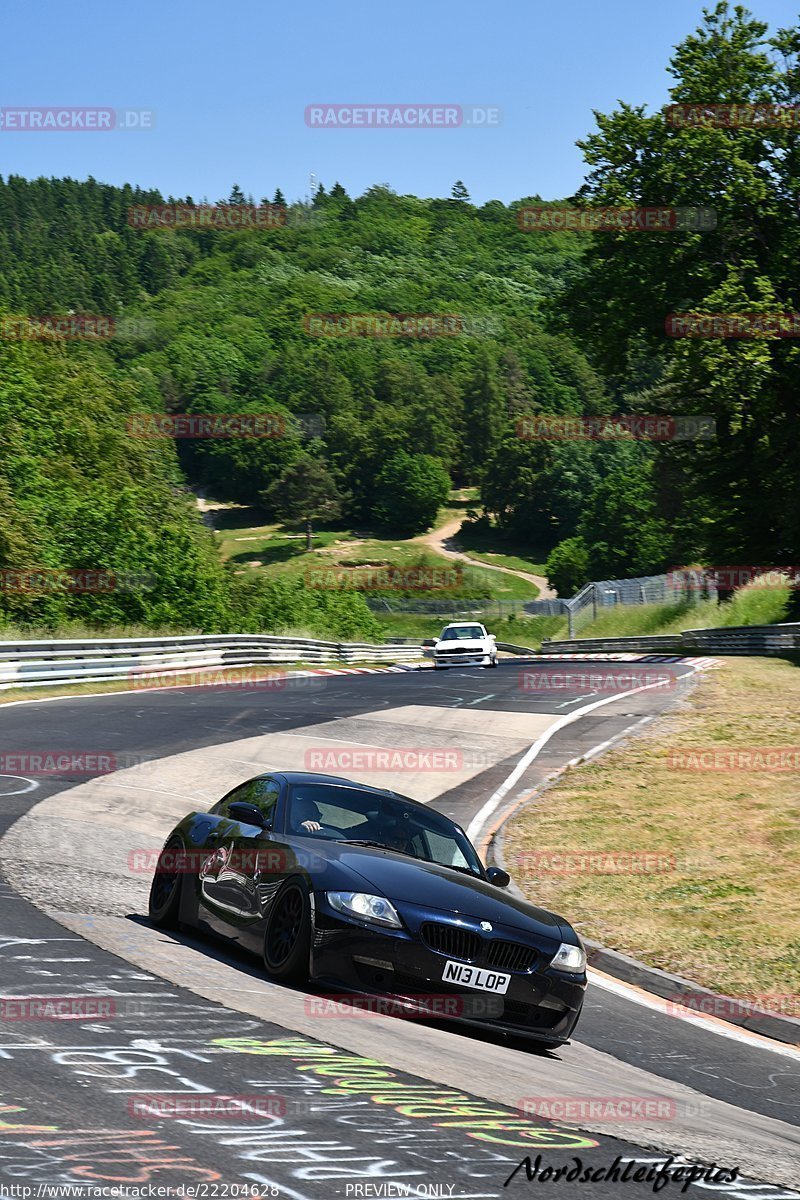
<box><xmin>566</xmin><ymin>573</ymin><xmax>719</xmax><ymax>637</ymax></box>
<box><xmin>366</xmin><ymin>570</ymin><xmax>720</xmax><ymax>635</ymax></box>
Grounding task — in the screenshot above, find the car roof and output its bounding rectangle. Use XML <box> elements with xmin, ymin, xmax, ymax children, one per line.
<box><xmin>442</xmin><ymin>621</ymin><xmax>485</xmax><ymax>628</ymax></box>
<box><xmin>249</xmin><ymin>770</ymin><xmax>435</xmax><ymax>816</ymax></box>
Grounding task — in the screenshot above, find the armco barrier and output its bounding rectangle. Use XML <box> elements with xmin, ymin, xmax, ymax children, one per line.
<box><xmin>540</xmin><ymin>635</ymin><xmax>685</xmax><ymax>655</ymax></box>
<box><xmin>541</xmin><ymin>623</ymin><xmax>800</xmax><ymax>657</ymax></box>
<box><xmin>0</xmin><ymin>633</ymin><xmax>424</xmax><ymax>690</ymax></box>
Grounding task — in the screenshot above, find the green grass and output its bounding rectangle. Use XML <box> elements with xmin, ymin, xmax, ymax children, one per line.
<box><xmin>459</xmin><ymin>548</ymin><xmax>549</xmax><ymax>576</ymax></box>
<box><xmin>454</xmin><ymin>522</ymin><xmax>549</xmax><ymax>577</ymax></box>
<box><xmin>374</xmin><ymin>613</ymin><xmax>564</xmax><ymax>645</ymax></box>
<box><xmin>0</xmin><ymin>621</ymin><xmax>205</xmax><ymax>641</ymax></box>
<box><xmin>503</xmin><ymin>656</ymin><xmax>800</xmax><ymax>1000</ymax></box>
<box><xmin>564</xmin><ymin>578</ymin><xmax>793</xmax><ymax>642</ymax></box>
<box><xmin>215</xmin><ymin>509</ymin><xmax>541</xmax><ymax>604</ymax></box>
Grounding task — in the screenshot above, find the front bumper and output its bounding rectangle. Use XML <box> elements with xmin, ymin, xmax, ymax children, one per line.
<box><xmin>310</xmin><ymin>895</ymin><xmax>585</xmax><ymax>1044</ymax></box>
<box><xmin>433</xmin><ymin>651</ymin><xmax>493</xmax><ymax>668</ymax></box>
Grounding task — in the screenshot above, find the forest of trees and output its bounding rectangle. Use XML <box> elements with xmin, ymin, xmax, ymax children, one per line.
<box><xmin>0</xmin><ymin>3</ymin><xmax>797</xmax><ymax>633</ymax></box>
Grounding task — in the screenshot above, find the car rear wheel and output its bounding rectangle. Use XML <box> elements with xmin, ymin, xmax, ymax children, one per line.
<box><xmin>148</xmin><ymin>836</ymin><xmax>184</xmax><ymax>929</ymax></box>
<box><xmin>263</xmin><ymin>880</ymin><xmax>311</xmax><ymax>984</ymax></box>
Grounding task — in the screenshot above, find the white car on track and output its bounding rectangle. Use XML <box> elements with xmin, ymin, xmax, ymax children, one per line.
<box><xmin>431</xmin><ymin>621</ymin><xmax>498</xmax><ymax>670</ymax></box>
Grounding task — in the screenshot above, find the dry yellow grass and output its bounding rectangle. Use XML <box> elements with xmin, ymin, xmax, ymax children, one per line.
<box><xmin>503</xmin><ymin>657</ymin><xmax>800</xmax><ymax>1002</ymax></box>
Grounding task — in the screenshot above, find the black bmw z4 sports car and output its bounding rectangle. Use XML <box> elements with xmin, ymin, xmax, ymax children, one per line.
<box><xmin>149</xmin><ymin>771</ymin><xmax>587</xmax><ymax>1045</ymax></box>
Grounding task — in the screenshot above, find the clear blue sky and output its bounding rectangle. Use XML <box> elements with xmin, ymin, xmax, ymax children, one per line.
<box><xmin>1</xmin><ymin>0</ymin><xmax>797</xmax><ymax>205</ymax></box>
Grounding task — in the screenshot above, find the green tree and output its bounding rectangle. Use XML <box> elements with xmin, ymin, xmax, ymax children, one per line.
<box><xmin>373</xmin><ymin>451</ymin><xmax>451</xmax><ymax>534</ymax></box>
<box><xmin>544</xmin><ymin>536</ymin><xmax>590</xmax><ymax>598</ymax></box>
<box><xmin>578</xmin><ymin>449</ymin><xmax>671</xmax><ymax>579</ymax></box>
<box><xmin>563</xmin><ymin>1</ymin><xmax>800</xmax><ymax>566</ymax></box>
<box><xmin>261</xmin><ymin>454</ymin><xmax>344</xmax><ymax>550</ymax></box>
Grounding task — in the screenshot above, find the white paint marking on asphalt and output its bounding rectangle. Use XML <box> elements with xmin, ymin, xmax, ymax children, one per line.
<box><xmin>466</xmin><ymin>693</ymin><xmax>496</xmax><ymax>706</ymax></box>
<box><xmin>587</xmin><ymin>969</ymin><xmax>800</xmax><ymax>1062</ymax></box>
<box><xmin>555</xmin><ymin>692</ymin><xmax>596</xmax><ymax>709</ymax></box>
<box><xmin>580</xmin><ymin>714</ymin><xmax>655</xmax><ymax>763</ymax></box>
<box><xmin>0</xmin><ymin>774</ymin><xmax>39</xmax><ymax>796</ymax></box>
<box><xmin>276</xmin><ymin>731</ymin><xmax>394</xmax><ymax>749</ymax></box>
<box><xmin>465</xmin><ymin>670</ymin><xmax>691</xmax><ymax>843</ymax></box>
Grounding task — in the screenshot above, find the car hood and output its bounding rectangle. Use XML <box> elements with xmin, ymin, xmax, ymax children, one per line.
<box><xmin>435</xmin><ymin>639</ymin><xmax>488</xmax><ymax>650</ymax></box>
<box><xmin>324</xmin><ymin>844</ymin><xmax>567</xmax><ymax>939</ymax></box>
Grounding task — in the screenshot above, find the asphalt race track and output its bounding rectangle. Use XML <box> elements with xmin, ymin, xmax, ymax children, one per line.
<box><xmin>0</xmin><ymin>658</ymin><xmax>798</xmax><ymax>1199</ymax></box>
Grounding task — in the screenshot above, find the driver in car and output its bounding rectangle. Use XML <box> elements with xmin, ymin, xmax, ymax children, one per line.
<box><xmin>292</xmin><ymin>795</ymin><xmax>331</xmax><ymax>834</ymax></box>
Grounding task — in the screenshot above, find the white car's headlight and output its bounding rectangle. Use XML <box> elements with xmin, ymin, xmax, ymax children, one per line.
<box><xmin>550</xmin><ymin>942</ymin><xmax>586</xmax><ymax>973</ymax></box>
<box><xmin>327</xmin><ymin>891</ymin><xmax>402</xmax><ymax>928</ymax></box>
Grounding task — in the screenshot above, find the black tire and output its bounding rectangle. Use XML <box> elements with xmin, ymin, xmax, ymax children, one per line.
<box><xmin>148</xmin><ymin>836</ymin><xmax>184</xmax><ymax>929</ymax></box>
<box><xmin>490</xmin><ymin>654</ymin><xmax>499</xmax><ymax>668</ymax></box>
<box><xmin>263</xmin><ymin>880</ymin><xmax>311</xmax><ymax>984</ymax></box>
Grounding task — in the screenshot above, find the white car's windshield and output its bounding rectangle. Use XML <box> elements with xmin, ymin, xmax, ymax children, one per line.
<box><xmin>441</xmin><ymin>626</ymin><xmax>484</xmax><ymax>641</ymax></box>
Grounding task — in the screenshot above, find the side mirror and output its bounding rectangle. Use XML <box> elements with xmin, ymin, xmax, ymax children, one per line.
<box><xmin>488</xmin><ymin>634</ymin><xmax>496</xmax><ymax>641</ymax></box>
<box><xmin>229</xmin><ymin>801</ymin><xmax>269</xmax><ymax>829</ymax></box>
<box><xmin>486</xmin><ymin>866</ymin><xmax>510</xmax><ymax>888</ymax></box>
<box><xmin>422</xmin><ymin>638</ymin><xmax>437</xmax><ymax>647</ymax></box>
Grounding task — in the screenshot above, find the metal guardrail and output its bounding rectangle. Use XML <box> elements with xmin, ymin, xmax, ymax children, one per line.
<box><xmin>495</xmin><ymin>641</ymin><xmax>538</xmax><ymax>656</ymax></box>
<box><xmin>0</xmin><ymin>633</ymin><xmax>424</xmax><ymax>690</ymax></box>
<box><xmin>681</xmin><ymin>623</ymin><xmax>800</xmax><ymax>654</ymax></box>
<box><xmin>541</xmin><ymin>623</ymin><xmax>800</xmax><ymax>657</ymax></box>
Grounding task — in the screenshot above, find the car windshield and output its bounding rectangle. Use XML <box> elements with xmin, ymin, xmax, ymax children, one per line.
<box><xmin>286</xmin><ymin>784</ymin><xmax>484</xmax><ymax>877</ymax></box>
<box><xmin>441</xmin><ymin>626</ymin><xmax>484</xmax><ymax>641</ymax></box>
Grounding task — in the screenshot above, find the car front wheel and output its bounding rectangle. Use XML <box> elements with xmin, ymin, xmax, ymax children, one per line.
<box><xmin>148</xmin><ymin>836</ymin><xmax>184</xmax><ymax>929</ymax></box>
<box><xmin>263</xmin><ymin>880</ymin><xmax>311</xmax><ymax>984</ymax></box>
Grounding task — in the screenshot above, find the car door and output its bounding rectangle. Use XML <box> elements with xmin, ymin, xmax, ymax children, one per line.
<box><xmin>198</xmin><ymin>777</ymin><xmax>281</xmax><ymax>943</ymax></box>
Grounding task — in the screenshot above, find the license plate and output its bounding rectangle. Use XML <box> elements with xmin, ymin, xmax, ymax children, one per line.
<box><xmin>441</xmin><ymin>960</ymin><xmax>510</xmax><ymax>994</ymax></box>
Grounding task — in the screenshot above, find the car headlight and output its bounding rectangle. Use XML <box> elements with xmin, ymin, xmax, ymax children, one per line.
<box><xmin>327</xmin><ymin>891</ymin><xmax>402</xmax><ymax>929</ymax></box>
<box><xmin>550</xmin><ymin>942</ymin><xmax>586</xmax><ymax>973</ymax></box>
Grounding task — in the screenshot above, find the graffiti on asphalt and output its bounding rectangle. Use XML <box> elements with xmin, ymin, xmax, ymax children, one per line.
<box><xmin>215</xmin><ymin>1037</ymin><xmax>599</xmax><ymax>1151</ymax></box>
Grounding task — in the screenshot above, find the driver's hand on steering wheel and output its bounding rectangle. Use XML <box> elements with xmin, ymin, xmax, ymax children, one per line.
<box><xmin>300</xmin><ymin>820</ymin><xmax>322</xmax><ymax>832</ymax></box>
